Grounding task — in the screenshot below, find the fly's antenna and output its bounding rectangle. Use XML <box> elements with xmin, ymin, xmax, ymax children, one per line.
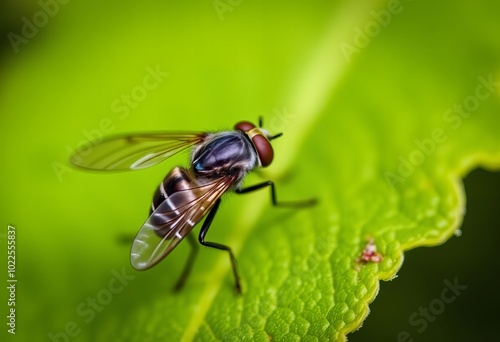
<box><xmin>258</xmin><ymin>116</ymin><xmax>282</xmax><ymax>140</ymax></box>
<box><xmin>268</xmin><ymin>132</ymin><xmax>283</xmax><ymax>140</ymax></box>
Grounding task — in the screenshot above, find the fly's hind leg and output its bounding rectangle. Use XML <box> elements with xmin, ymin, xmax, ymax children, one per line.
<box><xmin>173</xmin><ymin>233</ymin><xmax>199</xmax><ymax>291</ymax></box>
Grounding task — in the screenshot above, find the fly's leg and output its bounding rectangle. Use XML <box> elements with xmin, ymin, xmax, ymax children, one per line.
<box><xmin>235</xmin><ymin>181</ymin><xmax>317</xmax><ymax>207</ymax></box>
<box><xmin>198</xmin><ymin>199</ymin><xmax>242</xmax><ymax>294</ymax></box>
<box><xmin>173</xmin><ymin>233</ymin><xmax>199</xmax><ymax>291</ymax></box>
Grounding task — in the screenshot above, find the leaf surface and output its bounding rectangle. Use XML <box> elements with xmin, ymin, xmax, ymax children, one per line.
<box><xmin>1</xmin><ymin>0</ymin><xmax>499</xmax><ymax>341</ymax></box>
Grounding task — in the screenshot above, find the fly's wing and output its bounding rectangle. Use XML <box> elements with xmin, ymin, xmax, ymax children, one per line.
<box><xmin>130</xmin><ymin>175</ymin><xmax>236</xmax><ymax>270</ymax></box>
<box><xmin>70</xmin><ymin>132</ymin><xmax>207</xmax><ymax>171</ymax></box>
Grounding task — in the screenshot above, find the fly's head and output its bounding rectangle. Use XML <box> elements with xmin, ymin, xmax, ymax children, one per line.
<box><xmin>234</xmin><ymin>120</ymin><xmax>282</xmax><ymax>167</ymax></box>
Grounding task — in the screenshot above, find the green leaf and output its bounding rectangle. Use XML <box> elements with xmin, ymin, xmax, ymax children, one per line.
<box><xmin>1</xmin><ymin>0</ymin><xmax>499</xmax><ymax>341</ymax></box>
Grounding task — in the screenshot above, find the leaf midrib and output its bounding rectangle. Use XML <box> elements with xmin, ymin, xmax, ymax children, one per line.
<box><xmin>180</xmin><ymin>1</ymin><xmax>390</xmax><ymax>340</ymax></box>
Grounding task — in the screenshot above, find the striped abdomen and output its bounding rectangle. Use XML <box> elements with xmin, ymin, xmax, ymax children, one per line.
<box><xmin>150</xmin><ymin>167</ymin><xmax>194</xmax><ymax>215</ymax></box>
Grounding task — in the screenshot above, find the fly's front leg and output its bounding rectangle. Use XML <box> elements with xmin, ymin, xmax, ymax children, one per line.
<box><xmin>235</xmin><ymin>180</ymin><xmax>316</xmax><ymax>207</ymax></box>
<box><xmin>198</xmin><ymin>199</ymin><xmax>242</xmax><ymax>294</ymax></box>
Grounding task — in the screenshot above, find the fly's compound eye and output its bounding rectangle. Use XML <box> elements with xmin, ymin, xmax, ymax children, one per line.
<box><xmin>250</xmin><ymin>132</ymin><xmax>273</xmax><ymax>167</ymax></box>
<box><xmin>234</xmin><ymin>121</ymin><xmax>256</xmax><ymax>132</ymax></box>
<box><xmin>235</xmin><ymin>121</ymin><xmax>274</xmax><ymax>167</ymax></box>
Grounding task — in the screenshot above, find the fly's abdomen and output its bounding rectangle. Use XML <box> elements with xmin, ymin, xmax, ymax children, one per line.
<box><xmin>150</xmin><ymin>167</ymin><xmax>193</xmax><ymax>214</ymax></box>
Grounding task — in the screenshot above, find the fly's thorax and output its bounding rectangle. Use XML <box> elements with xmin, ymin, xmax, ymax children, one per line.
<box><xmin>190</xmin><ymin>131</ymin><xmax>258</xmax><ymax>179</ymax></box>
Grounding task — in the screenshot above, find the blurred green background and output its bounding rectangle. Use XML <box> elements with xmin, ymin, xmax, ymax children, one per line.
<box><xmin>1</xmin><ymin>0</ymin><xmax>499</xmax><ymax>341</ymax></box>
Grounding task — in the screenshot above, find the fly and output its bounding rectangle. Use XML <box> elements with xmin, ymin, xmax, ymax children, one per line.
<box><xmin>71</xmin><ymin>117</ymin><xmax>315</xmax><ymax>293</ymax></box>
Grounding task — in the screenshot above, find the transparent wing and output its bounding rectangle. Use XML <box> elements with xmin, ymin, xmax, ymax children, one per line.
<box><xmin>70</xmin><ymin>132</ymin><xmax>207</xmax><ymax>170</ymax></box>
<box><xmin>130</xmin><ymin>175</ymin><xmax>236</xmax><ymax>270</ymax></box>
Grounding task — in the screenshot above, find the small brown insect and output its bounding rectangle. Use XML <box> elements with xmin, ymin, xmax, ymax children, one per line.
<box><xmin>357</xmin><ymin>238</ymin><xmax>383</xmax><ymax>264</ymax></box>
